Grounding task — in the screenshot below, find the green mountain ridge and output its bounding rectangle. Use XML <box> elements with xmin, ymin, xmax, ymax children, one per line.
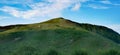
<box><xmin>0</xmin><ymin>17</ymin><xmax>120</xmax><ymax>55</ymax></box>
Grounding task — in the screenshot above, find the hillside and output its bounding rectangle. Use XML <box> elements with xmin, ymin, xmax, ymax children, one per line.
<box><xmin>0</xmin><ymin>17</ymin><xmax>120</xmax><ymax>55</ymax></box>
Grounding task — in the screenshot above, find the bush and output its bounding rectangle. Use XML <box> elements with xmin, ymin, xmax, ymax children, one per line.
<box><xmin>12</xmin><ymin>46</ymin><xmax>37</xmax><ymax>55</ymax></box>
<box><xmin>46</xmin><ymin>50</ymin><xmax>59</xmax><ymax>55</ymax></box>
<box><xmin>73</xmin><ymin>50</ymin><xmax>88</xmax><ymax>55</ymax></box>
<box><xmin>103</xmin><ymin>50</ymin><xmax>120</xmax><ymax>55</ymax></box>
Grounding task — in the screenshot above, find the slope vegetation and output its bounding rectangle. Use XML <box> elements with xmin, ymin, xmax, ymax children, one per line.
<box><xmin>0</xmin><ymin>17</ymin><xmax>120</xmax><ymax>55</ymax></box>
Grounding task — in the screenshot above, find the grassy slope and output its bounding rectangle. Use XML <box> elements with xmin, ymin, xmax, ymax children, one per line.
<box><xmin>0</xmin><ymin>17</ymin><xmax>120</xmax><ymax>55</ymax></box>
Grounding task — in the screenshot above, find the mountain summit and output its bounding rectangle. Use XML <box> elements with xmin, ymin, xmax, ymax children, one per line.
<box><xmin>0</xmin><ymin>17</ymin><xmax>120</xmax><ymax>55</ymax></box>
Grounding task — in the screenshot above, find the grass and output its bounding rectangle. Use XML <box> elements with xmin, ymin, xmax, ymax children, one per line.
<box><xmin>0</xmin><ymin>17</ymin><xmax>120</xmax><ymax>55</ymax></box>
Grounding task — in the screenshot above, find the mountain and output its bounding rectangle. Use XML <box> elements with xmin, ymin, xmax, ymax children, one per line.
<box><xmin>0</xmin><ymin>17</ymin><xmax>120</xmax><ymax>55</ymax></box>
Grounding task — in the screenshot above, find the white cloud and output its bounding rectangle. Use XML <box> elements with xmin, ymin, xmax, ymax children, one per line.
<box><xmin>0</xmin><ymin>0</ymin><xmax>34</xmax><ymax>4</ymax></box>
<box><xmin>71</xmin><ymin>3</ymin><xmax>81</xmax><ymax>11</ymax></box>
<box><xmin>0</xmin><ymin>0</ymin><xmax>88</xmax><ymax>19</ymax></box>
<box><xmin>100</xmin><ymin>0</ymin><xmax>112</xmax><ymax>4</ymax></box>
<box><xmin>0</xmin><ymin>6</ymin><xmax>22</xmax><ymax>18</ymax></box>
<box><xmin>0</xmin><ymin>16</ymin><xmax>11</xmax><ymax>20</ymax></box>
<box><xmin>88</xmin><ymin>4</ymin><xmax>109</xmax><ymax>9</ymax></box>
<box><xmin>99</xmin><ymin>0</ymin><xmax>120</xmax><ymax>6</ymax></box>
<box><xmin>106</xmin><ymin>24</ymin><xmax>120</xmax><ymax>34</ymax></box>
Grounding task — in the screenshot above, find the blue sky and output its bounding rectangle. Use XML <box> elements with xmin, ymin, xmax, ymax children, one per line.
<box><xmin>0</xmin><ymin>0</ymin><xmax>120</xmax><ymax>33</ymax></box>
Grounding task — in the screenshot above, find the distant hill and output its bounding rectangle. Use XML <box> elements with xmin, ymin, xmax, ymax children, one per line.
<box><xmin>0</xmin><ymin>17</ymin><xmax>120</xmax><ymax>55</ymax></box>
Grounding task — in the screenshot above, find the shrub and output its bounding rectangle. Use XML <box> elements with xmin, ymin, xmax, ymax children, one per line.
<box><xmin>12</xmin><ymin>46</ymin><xmax>36</xmax><ymax>55</ymax></box>
<box><xmin>73</xmin><ymin>50</ymin><xmax>88</xmax><ymax>55</ymax></box>
<box><xmin>46</xmin><ymin>50</ymin><xmax>59</xmax><ymax>55</ymax></box>
<box><xmin>103</xmin><ymin>50</ymin><xmax>120</xmax><ymax>55</ymax></box>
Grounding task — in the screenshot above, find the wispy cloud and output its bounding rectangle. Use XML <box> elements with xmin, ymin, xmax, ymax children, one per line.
<box><xmin>100</xmin><ymin>0</ymin><xmax>112</xmax><ymax>4</ymax></box>
<box><xmin>88</xmin><ymin>4</ymin><xmax>109</xmax><ymax>9</ymax></box>
<box><xmin>0</xmin><ymin>0</ymin><xmax>88</xmax><ymax>19</ymax></box>
<box><xmin>87</xmin><ymin>0</ymin><xmax>120</xmax><ymax>9</ymax></box>
<box><xmin>71</xmin><ymin>3</ymin><xmax>81</xmax><ymax>11</ymax></box>
<box><xmin>0</xmin><ymin>0</ymin><xmax>34</xmax><ymax>5</ymax></box>
<box><xmin>99</xmin><ymin>0</ymin><xmax>120</xmax><ymax>6</ymax></box>
<box><xmin>0</xmin><ymin>16</ymin><xmax>11</xmax><ymax>20</ymax></box>
<box><xmin>0</xmin><ymin>0</ymin><xmax>119</xmax><ymax>20</ymax></box>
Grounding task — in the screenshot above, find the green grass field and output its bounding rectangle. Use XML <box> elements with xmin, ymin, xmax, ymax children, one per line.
<box><xmin>0</xmin><ymin>17</ymin><xmax>120</xmax><ymax>55</ymax></box>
